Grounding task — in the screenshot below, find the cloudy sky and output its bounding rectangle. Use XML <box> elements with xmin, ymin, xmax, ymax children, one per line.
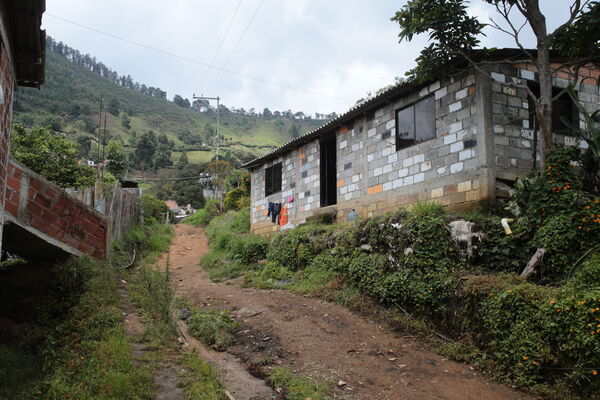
<box><xmin>44</xmin><ymin>1</ymin><xmax>570</xmax><ymax>115</ymax></box>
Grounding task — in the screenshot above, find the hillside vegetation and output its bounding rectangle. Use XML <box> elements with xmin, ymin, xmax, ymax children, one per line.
<box><xmin>14</xmin><ymin>38</ymin><xmax>324</xmax><ymax>166</ymax></box>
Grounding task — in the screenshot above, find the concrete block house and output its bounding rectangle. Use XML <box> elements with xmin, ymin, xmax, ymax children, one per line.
<box><xmin>0</xmin><ymin>0</ymin><xmax>46</xmax><ymax>255</ymax></box>
<box><xmin>243</xmin><ymin>50</ymin><xmax>600</xmax><ymax>236</ymax></box>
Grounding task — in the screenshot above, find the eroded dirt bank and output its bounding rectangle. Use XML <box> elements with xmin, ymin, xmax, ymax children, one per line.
<box><xmin>167</xmin><ymin>223</ymin><xmax>532</xmax><ymax>400</ymax></box>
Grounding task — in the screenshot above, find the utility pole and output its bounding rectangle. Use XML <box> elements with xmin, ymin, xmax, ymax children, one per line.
<box><xmin>193</xmin><ymin>94</ymin><xmax>221</xmax><ymax>161</ymax></box>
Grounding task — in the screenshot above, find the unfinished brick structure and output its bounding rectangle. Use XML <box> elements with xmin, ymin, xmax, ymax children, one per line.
<box><xmin>0</xmin><ymin>0</ymin><xmax>46</xmax><ymax>256</ymax></box>
<box><xmin>244</xmin><ymin>51</ymin><xmax>600</xmax><ymax>236</ymax></box>
<box><xmin>4</xmin><ymin>160</ymin><xmax>108</xmax><ymax>259</ymax></box>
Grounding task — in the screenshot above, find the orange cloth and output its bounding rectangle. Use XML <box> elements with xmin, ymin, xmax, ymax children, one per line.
<box><xmin>279</xmin><ymin>205</ymin><xmax>288</xmax><ymax>226</ymax></box>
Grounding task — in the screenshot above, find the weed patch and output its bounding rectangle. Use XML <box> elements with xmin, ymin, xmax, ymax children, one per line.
<box><xmin>180</xmin><ymin>353</ymin><xmax>228</xmax><ymax>400</ymax></box>
<box><xmin>187</xmin><ymin>309</ymin><xmax>239</xmax><ymax>351</ymax></box>
<box><xmin>269</xmin><ymin>367</ymin><xmax>331</xmax><ymax>400</ymax></box>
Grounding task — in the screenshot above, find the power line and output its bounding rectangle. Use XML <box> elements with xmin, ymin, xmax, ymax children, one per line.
<box><xmin>199</xmin><ymin>0</ymin><xmax>243</xmax><ymax>92</ymax></box>
<box><xmin>205</xmin><ymin>0</ymin><xmax>264</xmax><ymax>92</ymax></box>
<box><xmin>45</xmin><ymin>13</ymin><xmax>351</xmax><ymax>103</ymax></box>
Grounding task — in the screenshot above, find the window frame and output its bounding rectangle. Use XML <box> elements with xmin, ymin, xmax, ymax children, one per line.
<box><xmin>527</xmin><ymin>82</ymin><xmax>579</xmax><ymax>135</ymax></box>
<box><xmin>264</xmin><ymin>162</ymin><xmax>282</xmax><ymax>197</ymax></box>
<box><xmin>395</xmin><ymin>94</ymin><xmax>436</xmax><ymax>152</ymax></box>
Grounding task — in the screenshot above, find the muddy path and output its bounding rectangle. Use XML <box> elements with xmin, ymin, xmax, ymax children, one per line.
<box><xmin>167</xmin><ymin>223</ymin><xmax>533</xmax><ymax>400</ymax></box>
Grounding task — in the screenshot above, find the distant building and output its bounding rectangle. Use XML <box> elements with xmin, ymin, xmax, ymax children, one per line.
<box><xmin>0</xmin><ymin>0</ymin><xmax>46</xmax><ymax>256</ymax></box>
<box><xmin>243</xmin><ymin>49</ymin><xmax>600</xmax><ymax>235</ymax></box>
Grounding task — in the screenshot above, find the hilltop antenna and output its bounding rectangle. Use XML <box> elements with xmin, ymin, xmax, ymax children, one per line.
<box><xmin>193</xmin><ymin>94</ymin><xmax>221</xmax><ymax>161</ymax></box>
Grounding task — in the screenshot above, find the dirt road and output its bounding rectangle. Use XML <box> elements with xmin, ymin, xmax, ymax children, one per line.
<box><xmin>168</xmin><ymin>224</ymin><xmax>532</xmax><ymax>400</ymax></box>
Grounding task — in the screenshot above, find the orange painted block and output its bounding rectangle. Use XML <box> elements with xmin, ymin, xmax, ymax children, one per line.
<box><xmin>339</xmin><ymin>125</ymin><xmax>349</xmax><ymax>134</ymax></box>
<box><xmin>468</xmin><ymin>85</ymin><xmax>476</xmax><ymax>95</ymax></box>
<box><xmin>367</xmin><ymin>184</ymin><xmax>383</xmax><ymax>195</ymax></box>
<box><xmin>263</xmin><ymin>210</ymin><xmax>268</xmax><ymax>216</ymax></box>
<box><xmin>337</xmin><ymin>179</ymin><xmax>345</xmax><ymax>188</ymax></box>
<box><xmin>299</xmin><ymin>152</ymin><xmax>306</xmax><ymax>159</ymax></box>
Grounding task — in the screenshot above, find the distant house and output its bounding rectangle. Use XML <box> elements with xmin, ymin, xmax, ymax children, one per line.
<box><xmin>243</xmin><ymin>49</ymin><xmax>600</xmax><ymax>235</ymax></box>
<box><xmin>165</xmin><ymin>200</ymin><xmax>181</xmax><ymax>214</ymax></box>
<box><xmin>0</xmin><ymin>0</ymin><xmax>46</xmax><ymax>255</ymax></box>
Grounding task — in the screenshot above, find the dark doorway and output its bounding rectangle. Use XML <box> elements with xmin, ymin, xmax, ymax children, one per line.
<box><xmin>320</xmin><ymin>134</ymin><xmax>337</xmax><ymax>207</ymax></box>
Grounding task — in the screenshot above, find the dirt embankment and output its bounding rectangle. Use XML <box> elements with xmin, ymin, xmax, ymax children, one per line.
<box><xmin>167</xmin><ymin>223</ymin><xmax>532</xmax><ymax>400</ymax></box>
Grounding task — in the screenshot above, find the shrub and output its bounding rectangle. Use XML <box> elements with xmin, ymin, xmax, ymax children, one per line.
<box><xmin>187</xmin><ymin>309</ymin><xmax>239</xmax><ymax>351</ymax></box>
<box><xmin>257</xmin><ymin>261</ymin><xmax>293</xmax><ymax>282</ymax></box>
<box><xmin>140</xmin><ymin>194</ymin><xmax>169</xmax><ymax>224</ymax></box>
<box><xmin>230</xmin><ymin>234</ymin><xmax>268</xmax><ymax>265</ymax></box>
<box><xmin>224</xmin><ymin>187</ymin><xmax>248</xmax><ymax>211</ymax></box>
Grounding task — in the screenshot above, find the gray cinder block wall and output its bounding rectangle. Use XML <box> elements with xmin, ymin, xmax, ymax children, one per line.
<box><xmin>248</xmin><ymin>63</ymin><xmax>599</xmax><ymax>236</ymax></box>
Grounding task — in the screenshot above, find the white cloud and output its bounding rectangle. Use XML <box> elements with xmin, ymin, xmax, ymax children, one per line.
<box><xmin>43</xmin><ymin>0</ymin><xmax>568</xmax><ymax>115</ymax></box>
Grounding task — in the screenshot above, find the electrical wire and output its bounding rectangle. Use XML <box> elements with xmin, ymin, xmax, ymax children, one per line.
<box><xmin>198</xmin><ymin>0</ymin><xmax>243</xmax><ymax>92</ymax></box>
<box><xmin>205</xmin><ymin>0</ymin><xmax>264</xmax><ymax>92</ymax></box>
<box><xmin>45</xmin><ymin>13</ymin><xmax>351</xmax><ymax>103</ymax></box>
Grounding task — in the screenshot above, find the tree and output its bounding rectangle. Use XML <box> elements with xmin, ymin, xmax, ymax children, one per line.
<box><xmin>108</xmin><ymin>98</ymin><xmax>120</xmax><ymax>116</ymax></box>
<box><xmin>176</xmin><ymin>150</ymin><xmax>189</xmax><ymax>169</ymax></box>
<box><xmin>263</xmin><ymin>107</ymin><xmax>272</xmax><ymax>118</ymax></box>
<box><xmin>289</xmin><ymin>123</ymin><xmax>301</xmax><ymax>139</ymax></box>
<box><xmin>134</xmin><ymin>131</ymin><xmax>158</xmax><ymax>170</ymax></box>
<box><xmin>106</xmin><ymin>141</ymin><xmax>128</xmax><ymax>179</ymax></box>
<box><xmin>10</xmin><ymin>124</ymin><xmax>95</xmax><ymax>188</ymax></box>
<box><xmin>205</xmin><ymin>160</ymin><xmax>234</xmax><ymax>201</ymax></box>
<box><xmin>76</xmin><ymin>135</ymin><xmax>93</xmax><ymax>158</ymax></box>
<box><xmin>121</xmin><ymin>113</ymin><xmax>131</xmax><ymax>129</ymax></box>
<box><xmin>173</xmin><ymin>94</ymin><xmax>191</xmax><ymax>108</ymax></box>
<box><xmin>391</xmin><ymin>0</ymin><xmax>599</xmax><ymax>166</ymax></box>
<box><xmin>173</xmin><ymin>182</ymin><xmax>205</xmax><ymax>209</ymax></box>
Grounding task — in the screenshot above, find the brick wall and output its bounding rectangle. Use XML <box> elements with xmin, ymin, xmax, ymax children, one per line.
<box><xmin>0</xmin><ymin>39</ymin><xmax>15</xmax><ymax>255</ymax></box>
<box><xmin>4</xmin><ymin>159</ymin><xmax>108</xmax><ymax>259</ymax></box>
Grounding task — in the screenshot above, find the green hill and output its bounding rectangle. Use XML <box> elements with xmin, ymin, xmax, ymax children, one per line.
<box><xmin>13</xmin><ymin>38</ymin><xmax>326</xmax><ymax>167</ymax></box>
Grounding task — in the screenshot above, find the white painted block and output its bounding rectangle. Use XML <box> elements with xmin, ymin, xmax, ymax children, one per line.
<box><xmin>367</xmin><ymin>153</ymin><xmax>374</xmax><ymax>162</ymax></box>
<box><xmin>402</xmin><ymin>157</ymin><xmax>414</xmax><ymax>168</ymax></box>
<box><xmin>340</xmin><ymin>186</ymin><xmax>348</xmax><ymax>194</ymax></box>
<box><xmin>339</xmin><ymin>140</ymin><xmax>348</xmax><ymax>149</ymax></box>
<box><xmin>382</xmin><ymin>147</ymin><xmax>393</xmax><ymax>157</ymax></box>
<box><xmin>450</xmin><ymin>141</ymin><xmax>464</xmax><ymax>153</ymax></box>
<box><xmin>491</xmin><ymin>72</ymin><xmax>505</xmax><ymax>82</ymax></box>
<box><xmin>444</xmin><ymin>133</ymin><xmax>457</xmax><ymax>145</ymax></box>
<box><xmin>449</xmin><ymin>101</ymin><xmax>462</xmax><ymax>113</ymax></box>
<box><xmin>367</xmin><ymin>128</ymin><xmax>377</xmax><ymax>138</ymax></box>
<box><xmin>455</xmin><ymin>88</ymin><xmax>468</xmax><ymax>100</ymax></box>
<box><xmin>435</xmin><ymin>86</ymin><xmax>448</xmax><ymax>100</ymax></box>
<box><xmin>383</xmin><ymin>182</ymin><xmax>393</xmax><ymax>192</ymax></box>
<box><xmin>374</xmin><ymin>167</ymin><xmax>383</xmax><ymax>177</ymax></box>
<box><xmin>398</xmin><ymin>168</ymin><xmax>409</xmax><ymax>177</ymax></box>
<box><xmin>450</xmin><ymin>162</ymin><xmax>464</xmax><ymax>173</ymax></box>
<box><xmin>420</xmin><ymin>161</ymin><xmax>432</xmax><ymax>171</ymax></box>
<box><xmin>383</xmin><ymin>164</ymin><xmax>392</xmax><ymax>174</ymax></box>
<box><xmin>352</xmin><ymin>174</ymin><xmax>360</xmax><ymax>183</ymax></box>
<box><xmin>404</xmin><ymin>175</ymin><xmax>414</xmax><ymax>186</ymax></box>
<box><xmin>414</xmin><ymin>154</ymin><xmax>425</xmax><ymax>163</ymax></box>
<box><xmin>386</xmin><ymin>119</ymin><xmax>396</xmax><ymax>130</ymax></box>
<box><xmin>520</xmin><ymin>69</ymin><xmax>535</xmax><ymax>80</ymax></box>
<box><xmin>449</xmin><ymin>121</ymin><xmax>463</xmax><ymax>134</ymax></box>
<box><xmin>414</xmin><ymin>173</ymin><xmax>425</xmax><ymax>183</ymax></box>
<box><xmin>352</xmin><ymin>143</ymin><xmax>361</xmax><ymax>152</ymax></box>
<box><xmin>388</xmin><ymin>153</ymin><xmax>398</xmax><ymax>163</ymax></box>
<box><xmin>344</xmin><ymin>193</ymin><xmax>352</xmax><ymax>201</ymax></box>
<box><xmin>459</xmin><ymin>149</ymin><xmax>474</xmax><ymax>161</ymax></box>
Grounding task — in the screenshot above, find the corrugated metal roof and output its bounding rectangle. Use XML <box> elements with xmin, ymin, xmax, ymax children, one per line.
<box><xmin>241</xmin><ymin>78</ymin><xmax>431</xmax><ymax>169</ymax></box>
<box><xmin>240</xmin><ymin>48</ymin><xmax>547</xmax><ymax>169</ymax></box>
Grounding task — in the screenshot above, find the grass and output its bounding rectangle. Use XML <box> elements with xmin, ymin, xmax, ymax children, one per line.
<box><xmin>187</xmin><ymin>309</ymin><xmax>239</xmax><ymax>351</ymax></box>
<box><xmin>270</xmin><ymin>367</ymin><xmax>331</xmax><ymax>400</ymax></box>
<box><xmin>180</xmin><ymin>353</ymin><xmax>228</xmax><ymax>400</ymax></box>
